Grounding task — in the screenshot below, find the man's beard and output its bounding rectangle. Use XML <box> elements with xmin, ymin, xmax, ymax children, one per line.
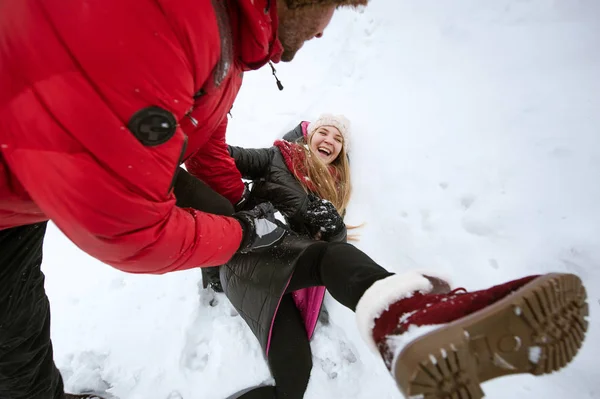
<box><xmin>281</xmin><ymin>46</ymin><xmax>300</xmax><ymax>62</ymax></box>
<box><xmin>277</xmin><ymin>8</ymin><xmax>311</xmax><ymax>62</ymax></box>
<box><xmin>278</xmin><ymin>33</ymin><xmax>304</xmax><ymax>62</ymax></box>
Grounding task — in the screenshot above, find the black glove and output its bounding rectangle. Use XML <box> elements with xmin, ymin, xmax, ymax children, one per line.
<box><xmin>305</xmin><ymin>195</ymin><xmax>347</xmax><ymax>242</ymax></box>
<box><xmin>234</xmin><ymin>202</ymin><xmax>288</xmax><ymax>253</ymax></box>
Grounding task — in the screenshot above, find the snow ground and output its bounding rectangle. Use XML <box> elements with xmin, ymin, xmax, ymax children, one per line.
<box><xmin>44</xmin><ymin>1</ymin><xmax>600</xmax><ymax>398</ymax></box>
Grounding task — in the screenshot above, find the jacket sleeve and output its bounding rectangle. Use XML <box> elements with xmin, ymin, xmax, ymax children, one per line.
<box><xmin>0</xmin><ymin>0</ymin><xmax>244</xmax><ymax>274</ymax></box>
<box><xmin>185</xmin><ymin>119</ymin><xmax>245</xmax><ymax>205</ymax></box>
<box><xmin>228</xmin><ymin>145</ymin><xmax>274</xmax><ymax>180</ymax></box>
<box><xmin>258</xmin><ymin>163</ymin><xmax>312</xmax><ymax>229</ymax></box>
<box><xmin>1</xmin><ymin>86</ymin><xmax>243</xmax><ymax>275</ymax></box>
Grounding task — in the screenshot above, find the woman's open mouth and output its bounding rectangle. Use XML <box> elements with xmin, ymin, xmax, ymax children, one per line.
<box><xmin>317</xmin><ymin>147</ymin><xmax>331</xmax><ymax>157</ymax></box>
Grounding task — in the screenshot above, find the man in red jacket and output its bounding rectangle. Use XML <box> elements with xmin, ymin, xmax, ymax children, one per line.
<box><xmin>0</xmin><ymin>0</ymin><xmax>369</xmax><ymax>398</ymax></box>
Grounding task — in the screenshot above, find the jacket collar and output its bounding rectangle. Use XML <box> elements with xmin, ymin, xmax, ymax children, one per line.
<box><xmin>229</xmin><ymin>0</ymin><xmax>283</xmax><ymax>70</ymax></box>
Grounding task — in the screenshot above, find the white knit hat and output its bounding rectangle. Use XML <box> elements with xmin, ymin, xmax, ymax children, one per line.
<box><xmin>307</xmin><ymin>114</ymin><xmax>351</xmax><ymax>152</ymax></box>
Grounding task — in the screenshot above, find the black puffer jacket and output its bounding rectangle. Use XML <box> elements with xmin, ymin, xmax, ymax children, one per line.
<box><xmin>221</xmin><ymin>123</ymin><xmax>342</xmax><ymax>354</ymax></box>
<box><xmin>228</xmin><ymin>123</ymin><xmax>312</xmax><ymax>235</ymax></box>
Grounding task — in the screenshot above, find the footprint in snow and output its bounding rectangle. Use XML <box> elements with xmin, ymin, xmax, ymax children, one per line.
<box><xmin>461</xmin><ymin>218</ymin><xmax>496</xmax><ymax>237</ymax></box>
<box><xmin>319</xmin><ymin>307</ymin><xmax>330</xmax><ymax>326</ymax></box>
<box><xmin>460</xmin><ymin>194</ymin><xmax>476</xmax><ymax>210</ymax></box>
<box><xmin>59</xmin><ymin>351</ymin><xmax>113</xmax><ymax>398</ymax></box>
<box><xmin>420</xmin><ymin>210</ymin><xmax>435</xmax><ymax>232</ymax></box>
<box><xmin>310</xmin><ymin>316</ymin><xmax>359</xmax><ymax>382</ymax></box>
<box><xmin>198</xmin><ymin>287</ymin><xmax>219</xmax><ymax>308</ymax></box>
<box><xmin>182</xmin><ymin>339</ymin><xmax>210</xmax><ymax>371</ymax></box>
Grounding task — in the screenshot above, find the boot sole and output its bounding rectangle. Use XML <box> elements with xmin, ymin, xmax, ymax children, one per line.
<box><xmin>393</xmin><ymin>273</ymin><xmax>589</xmax><ymax>399</ymax></box>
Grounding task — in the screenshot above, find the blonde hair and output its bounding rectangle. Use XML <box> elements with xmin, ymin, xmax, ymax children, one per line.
<box><xmin>289</xmin><ymin>133</ymin><xmax>362</xmax><ymax>240</ymax></box>
<box><xmin>296</xmin><ymin>134</ymin><xmax>352</xmax><ymax>215</ymax></box>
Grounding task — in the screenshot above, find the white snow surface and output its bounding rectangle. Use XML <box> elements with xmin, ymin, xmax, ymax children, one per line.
<box><xmin>44</xmin><ymin>1</ymin><xmax>600</xmax><ymax>398</ymax></box>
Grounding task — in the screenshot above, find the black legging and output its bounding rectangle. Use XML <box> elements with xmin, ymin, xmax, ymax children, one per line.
<box><xmin>286</xmin><ymin>242</ymin><xmax>393</xmax><ymax>310</ymax></box>
<box><xmin>234</xmin><ymin>242</ymin><xmax>393</xmax><ymax>399</ymax></box>
<box><xmin>233</xmin><ymin>295</ymin><xmax>313</xmax><ymax>399</ymax></box>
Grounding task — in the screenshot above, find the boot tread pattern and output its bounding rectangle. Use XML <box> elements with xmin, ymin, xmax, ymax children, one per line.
<box><xmin>395</xmin><ymin>273</ymin><xmax>588</xmax><ymax>399</ymax></box>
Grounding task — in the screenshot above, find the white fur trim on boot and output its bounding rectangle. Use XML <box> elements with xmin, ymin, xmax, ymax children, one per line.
<box><xmin>355</xmin><ymin>271</ymin><xmax>435</xmax><ymax>354</ymax></box>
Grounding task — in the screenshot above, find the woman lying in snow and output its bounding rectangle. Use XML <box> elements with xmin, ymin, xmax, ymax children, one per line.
<box><xmin>221</xmin><ymin>114</ymin><xmax>589</xmax><ymax>399</ymax></box>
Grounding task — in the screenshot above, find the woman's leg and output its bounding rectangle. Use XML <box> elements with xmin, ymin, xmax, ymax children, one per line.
<box><xmin>269</xmin><ymin>295</ymin><xmax>313</xmax><ymax>399</ymax></box>
<box><xmin>287</xmin><ymin>242</ymin><xmax>394</xmax><ymax>311</ymax></box>
<box><xmin>235</xmin><ymin>295</ymin><xmax>312</xmax><ymax>399</ymax></box>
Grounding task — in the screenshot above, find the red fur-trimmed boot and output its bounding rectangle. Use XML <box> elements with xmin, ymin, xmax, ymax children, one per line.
<box><xmin>355</xmin><ymin>272</ymin><xmax>588</xmax><ymax>399</ymax></box>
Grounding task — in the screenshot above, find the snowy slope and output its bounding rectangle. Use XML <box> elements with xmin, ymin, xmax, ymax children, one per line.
<box><xmin>44</xmin><ymin>1</ymin><xmax>600</xmax><ymax>398</ymax></box>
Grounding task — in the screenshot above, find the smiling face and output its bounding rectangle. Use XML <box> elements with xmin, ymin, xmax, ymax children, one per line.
<box><xmin>309</xmin><ymin>126</ymin><xmax>344</xmax><ymax>165</ymax></box>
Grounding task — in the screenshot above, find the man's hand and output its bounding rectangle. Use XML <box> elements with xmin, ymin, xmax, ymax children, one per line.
<box><xmin>234</xmin><ymin>202</ymin><xmax>288</xmax><ymax>253</ymax></box>
<box><xmin>305</xmin><ymin>196</ymin><xmax>346</xmax><ymax>242</ymax></box>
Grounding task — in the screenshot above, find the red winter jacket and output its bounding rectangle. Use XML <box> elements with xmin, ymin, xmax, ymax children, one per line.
<box><xmin>0</xmin><ymin>0</ymin><xmax>282</xmax><ymax>274</ymax></box>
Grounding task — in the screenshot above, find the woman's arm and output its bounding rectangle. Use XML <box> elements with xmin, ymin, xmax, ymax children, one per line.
<box><xmin>228</xmin><ymin>145</ymin><xmax>274</xmax><ymax>180</ymax></box>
